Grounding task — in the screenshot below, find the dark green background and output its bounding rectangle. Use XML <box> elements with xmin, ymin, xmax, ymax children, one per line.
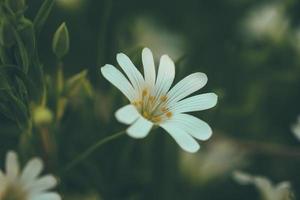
<box><xmin>1</xmin><ymin>0</ymin><xmax>300</xmax><ymax>199</ymax></box>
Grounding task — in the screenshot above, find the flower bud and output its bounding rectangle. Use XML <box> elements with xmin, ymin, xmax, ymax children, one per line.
<box><xmin>52</xmin><ymin>22</ymin><xmax>70</xmax><ymax>59</ymax></box>
<box><xmin>33</xmin><ymin>106</ymin><xmax>53</xmax><ymax>126</ymax></box>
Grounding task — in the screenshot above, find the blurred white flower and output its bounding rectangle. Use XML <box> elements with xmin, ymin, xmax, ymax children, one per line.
<box><xmin>179</xmin><ymin>138</ymin><xmax>246</xmax><ymax>184</ymax></box>
<box><xmin>291</xmin><ymin>116</ymin><xmax>300</xmax><ymax>141</ymax></box>
<box><xmin>233</xmin><ymin>171</ymin><xmax>294</xmax><ymax>200</ymax></box>
<box><xmin>101</xmin><ymin>47</ymin><xmax>218</xmax><ymax>153</ymax></box>
<box><xmin>0</xmin><ymin>151</ymin><xmax>61</xmax><ymax>200</ymax></box>
<box><xmin>243</xmin><ymin>2</ymin><xmax>289</xmax><ymax>42</ymax></box>
<box><xmin>129</xmin><ymin>17</ymin><xmax>186</xmax><ymax>61</ymax></box>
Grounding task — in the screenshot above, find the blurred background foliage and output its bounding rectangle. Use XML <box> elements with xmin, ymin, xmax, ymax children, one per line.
<box><xmin>1</xmin><ymin>0</ymin><xmax>300</xmax><ymax>199</ymax></box>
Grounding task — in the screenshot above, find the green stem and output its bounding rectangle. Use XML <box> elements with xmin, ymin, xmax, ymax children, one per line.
<box><xmin>62</xmin><ymin>130</ymin><xmax>126</xmax><ymax>173</ymax></box>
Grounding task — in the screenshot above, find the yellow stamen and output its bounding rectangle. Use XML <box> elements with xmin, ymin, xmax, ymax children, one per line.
<box><xmin>143</xmin><ymin>111</ymin><xmax>150</xmax><ymax>119</ymax></box>
<box><xmin>161</xmin><ymin>107</ymin><xmax>168</xmax><ymax>112</ymax></box>
<box><xmin>151</xmin><ymin>116</ymin><xmax>162</xmax><ymax>123</ymax></box>
<box><xmin>166</xmin><ymin>111</ymin><xmax>173</xmax><ymax>118</ymax></box>
<box><xmin>160</xmin><ymin>95</ymin><xmax>167</xmax><ymax>102</ymax></box>
<box><xmin>149</xmin><ymin>96</ymin><xmax>155</xmax><ymax>102</ymax></box>
<box><xmin>142</xmin><ymin>89</ymin><xmax>148</xmax><ymax>97</ymax></box>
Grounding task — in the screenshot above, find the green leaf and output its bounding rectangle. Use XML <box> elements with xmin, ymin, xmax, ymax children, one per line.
<box><xmin>0</xmin><ymin>19</ymin><xmax>15</xmax><ymax>47</ymax></box>
<box><xmin>4</xmin><ymin>0</ymin><xmax>26</xmax><ymax>15</ymax></box>
<box><xmin>33</xmin><ymin>0</ymin><xmax>55</xmax><ymax>36</ymax></box>
<box><xmin>63</xmin><ymin>70</ymin><xmax>88</xmax><ymax>97</ymax></box>
<box><xmin>0</xmin><ymin>64</ymin><xmax>35</xmax><ymax>98</ymax></box>
<box><xmin>17</xmin><ymin>18</ymin><xmax>35</xmax><ymax>58</ymax></box>
<box><xmin>52</xmin><ymin>22</ymin><xmax>70</xmax><ymax>59</ymax></box>
<box><xmin>0</xmin><ymin>44</ymin><xmax>13</xmax><ymax>64</ymax></box>
<box><xmin>11</xmin><ymin>25</ymin><xmax>29</xmax><ymax>73</ymax></box>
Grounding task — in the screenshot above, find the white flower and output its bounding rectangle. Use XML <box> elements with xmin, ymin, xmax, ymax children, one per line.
<box><xmin>233</xmin><ymin>171</ymin><xmax>294</xmax><ymax>200</ymax></box>
<box><xmin>101</xmin><ymin>47</ymin><xmax>218</xmax><ymax>153</ymax></box>
<box><xmin>291</xmin><ymin>116</ymin><xmax>300</xmax><ymax>141</ymax></box>
<box><xmin>180</xmin><ymin>138</ymin><xmax>246</xmax><ymax>184</ymax></box>
<box><xmin>0</xmin><ymin>151</ymin><xmax>61</xmax><ymax>200</ymax></box>
<box><xmin>243</xmin><ymin>3</ymin><xmax>289</xmax><ymax>42</ymax></box>
<box><xmin>131</xmin><ymin>17</ymin><xmax>186</xmax><ymax>60</ymax></box>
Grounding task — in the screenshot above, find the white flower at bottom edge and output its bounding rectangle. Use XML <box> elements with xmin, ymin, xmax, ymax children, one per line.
<box><xmin>233</xmin><ymin>171</ymin><xmax>294</xmax><ymax>200</ymax></box>
<box><xmin>0</xmin><ymin>151</ymin><xmax>61</xmax><ymax>200</ymax></box>
<box><xmin>101</xmin><ymin>47</ymin><xmax>218</xmax><ymax>153</ymax></box>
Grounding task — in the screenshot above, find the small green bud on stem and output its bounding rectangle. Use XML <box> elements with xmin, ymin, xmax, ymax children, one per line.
<box><xmin>52</xmin><ymin>22</ymin><xmax>70</xmax><ymax>59</ymax></box>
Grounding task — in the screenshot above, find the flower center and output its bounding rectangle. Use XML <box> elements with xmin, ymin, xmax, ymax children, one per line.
<box><xmin>0</xmin><ymin>184</ymin><xmax>28</xmax><ymax>200</ymax></box>
<box><xmin>132</xmin><ymin>88</ymin><xmax>173</xmax><ymax>123</ymax></box>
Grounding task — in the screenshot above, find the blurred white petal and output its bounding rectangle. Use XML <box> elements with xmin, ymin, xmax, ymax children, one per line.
<box><xmin>21</xmin><ymin>158</ymin><xmax>44</xmax><ymax>187</ymax></box>
<box><xmin>5</xmin><ymin>151</ymin><xmax>19</xmax><ymax>181</ymax></box>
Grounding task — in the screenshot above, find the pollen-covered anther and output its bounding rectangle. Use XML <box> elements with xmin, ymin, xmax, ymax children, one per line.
<box><xmin>149</xmin><ymin>96</ymin><xmax>155</xmax><ymax>102</ymax></box>
<box><xmin>161</xmin><ymin>107</ymin><xmax>168</xmax><ymax>112</ymax></box>
<box><xmin>166</xmin><ymin>111</ymin><xmax>173</xmax><ymax>118</ymax></box>
<box><xmin>151</xmin><ymin>116</ymin><xmax>162</xmax><ymax>123</ymax></box>
<box><xmin>142</xmin><ymin>89</ymin><xmax>148</xmax><ymax>97</ymax></box>
<box><xmin>143</xmin><ymin>111</ymin><xmax>150</xmax><ymax>119</ymax></box>
<box><xmin>160</xmin><ymin>95</ymin><xmax>168</xmax><ymax>102</ymax></box>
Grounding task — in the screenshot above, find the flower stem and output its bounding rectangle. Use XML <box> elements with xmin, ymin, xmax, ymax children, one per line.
<box><xmin>62</xmin><ymin>130</ymin><xmax>126</xmax><ymax>173</ymax></box>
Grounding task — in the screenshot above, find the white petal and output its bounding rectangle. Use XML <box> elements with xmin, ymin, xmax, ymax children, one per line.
<box><xmin>142</xmin><ymin>48</ymin><xmax>156</xmax><ymax>88</ymax></box>
<box><xmin>5</xmin><ymin>151</ymin><xmax>19</xmax><ymax>181</ymax></box>
<box><xmin>127</xmin><ymin>117</ymin><xmax>153</xmax><ymax>138</ymax></box>
<box><xmin>154</xmin><ymin>55</ymin><xmax>175</xmax><ymax>97</ymax></box>
<box><xmin>31</xmin><ymin>192</ymin><xmax>61</xmax><ymax>200</ymax></box>
<box><xmin>117</xmin><ymin>53</ymin><xmax>144</xmax><ymax>92</ymax></box>
<box><xmin>115</xmin><ymin>104</ymin><xmax>140</xmax><ymax>125</ymax></box>
<box><xmin>101</xmin><ymin>64</ymin><xmax>136</xmax><ymax>101</ymax></box>
<box><xmin>160</xmin><ymin>122</ymin><xmax>200</xmax><ymax>153</ymax></box>
<box><xmin>27</xmin><ymin>175</ymin><xmax>57</xmax><ymax>193</ymax></box>
<box><xmin>167</xmin><ymin>72</ymin><xmax>207</xmax><ymax>105</ymax></box>
<box><xmin>169</xmin><ymin>93</ymin><xmax>218</xmax><ymax>114</ymax></box>
<box><xmin>166</xmin><ymin>113</ymin><xmax>212</xmax><ymax>140</ymax></box>
<box><xmin>21</xmin><ymin>158</ymin><xmax>44</xmax><ymax>186</ymax></box>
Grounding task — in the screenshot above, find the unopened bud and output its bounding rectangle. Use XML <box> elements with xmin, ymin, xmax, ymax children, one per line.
<box><xmin>52</xmin><ymin>22</ymin><xmax>70</xmax><ymax>59</ymax></box>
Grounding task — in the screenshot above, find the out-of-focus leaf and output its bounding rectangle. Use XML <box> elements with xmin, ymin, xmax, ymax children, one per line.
<box><xmin>0</xmin><ymin>19</ymin><xmax>15</xmax><ymax>47</ymax></box>
<box><xmin>33</xmin><ymin>0</ymin><xmax>55</xmax><ymax>36</ymax></box>
<box><xmin>4</xmin><ymin>0</ymin><xmax>26</xmax><ymax>15</ymax></box>
<box><xmin>63</xmin><ymin>70</ymin><xmax>89</xmax><ymax>97</ymax></box>
<box><xmin>0</xmin><ymin>64</ymin><xmax>33</xmax><ymax>91</ymax></box>
<box><xmin>12</xmin><ymin>26</ymin><xmax>29</xmax><ymax>73</ymax></box>
<box><xmin>0</xmin><ymin>44</ymin><xmax>13</xmax><ymax>64</ymax></box>
<box><xmin>17</xmin><ymin>18</ymin><xmax>35</xmax><ymax>58</ymax></box>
